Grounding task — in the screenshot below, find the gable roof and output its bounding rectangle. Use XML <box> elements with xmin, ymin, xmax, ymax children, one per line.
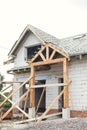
<box><xmin>8</xmin><ymin>24</ymin><xmax>60</xmax><ymax>57</ymax></box>
<box><xmin>8</xmin><ymin>24</ymin><xmax>87</xmax><ymax>57</ymax></box>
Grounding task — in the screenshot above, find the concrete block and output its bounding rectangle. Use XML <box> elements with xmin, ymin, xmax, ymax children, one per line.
<box><xmin>62</xmin><ymin>108</ymin><xmax>70</xmax><ymax>119</ymax></box>
<box><xmin>29</xmin><ymin>107</ymin><xmax>35</xmax><ymax>118</ymax></box>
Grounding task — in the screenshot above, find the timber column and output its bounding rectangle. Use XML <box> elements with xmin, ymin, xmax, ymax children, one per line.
<box><xmin>29</xmin><ymin>66</ymin><xmax>35</xmax><ymax>118</ymax></box>
<box><xmin>63</xmin><ymin>58</ymin><xmax>70</xmax><ymax>118</ymax></box>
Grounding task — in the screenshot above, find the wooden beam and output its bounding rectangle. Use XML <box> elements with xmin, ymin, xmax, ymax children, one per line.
<box><xmin>63</xmin><ymin>58</ymin><xmax>69</xmax><ymax>108</ymax></box>
<box><xmin>14</xmin><ymin>112</ymin><xmax>62</xmax><ymax>124</ymax></box>
<box><xmin>30</xmin><ymin>66</ymin><xmax>35</xmax><ymax>107</ymax></box>
<box><xmin>0</xmin><ymin>88</ymin><xmax>31</xmax><ymax>121</ymax></box>
<box><xmin>0</xmin><ymin>76</ymin><xmax>33</xmax><ymax>107</ymax></box>
<box><xmin>49</xmin><ymin>50</ymin><xmax>56</xmax><ymax>60</ymax></box>
<box><xmin>39</xmin><ymin>53</ymin><xmax>46</xmax><ymax>61</ymax></box>
<box><xmin>48</xmin><ymin>43</ymin><xmax>70</xmax><ymax>60</ymax></box>
<box><xmin>35</xmin><ymin>88</ymin><xmax>45</xmax><ymax>114</ymax></box>
<box><xmin>1</xmin><ymin>84</ymin><xmax>13</xmax><ymax>92</ymax></box>
<box><xmin>30</xmin><ymin>45</ymin><xmax>46</xmax><ymax>63</ymax></box>
<box><xmin>31</xmin><ymin>58</ymin><xmax>65</xmax><ymax>66</ymax></box>
<box><xmin>22</xmin><ymin>83</ymin><xmax>30</xmax><ymax>119</ymax></box>
<box><xmin>31</xmin><ymin>83</ymin><xmax>68</xmax><ymax>88</ymax></box>
<box><xmin>37</xmin><ymin>88</ymin><xmax>65</xmax><ymax>123</ymax></box>
<box><xmin>0</xmin><ymin>91</ymin><xmax>31</xmax><ymax>119</ymax></box>
<box><xmin>0</xmin><ymin>81</ymin><xmax>23</xmax><ymax>84</ymax></box>
<box><xmin>46</xmin><ymin>45</ymin><xmax>49</xmax><ymax>60</ymax></box>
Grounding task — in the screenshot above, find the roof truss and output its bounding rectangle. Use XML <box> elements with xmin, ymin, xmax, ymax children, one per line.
<box><xmin>28</xmin><ymin>43</ymin><xmax>70</xmax><ymax>65</ymax></box>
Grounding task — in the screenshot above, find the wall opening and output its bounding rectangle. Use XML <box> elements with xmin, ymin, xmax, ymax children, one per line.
<box><xmin>35</xmin><ymin>80</ymin><xmax>46</xmax><ymax>113</ymax></box>
<box><xmin>58</xmin><ymin>78</ymin><xmax>64</xmax><ymax>111</ymax></box>
<box><xmin>27</xmin><ymin>44</ymin><xmax>41</xmax><ymax>60</ymax></box>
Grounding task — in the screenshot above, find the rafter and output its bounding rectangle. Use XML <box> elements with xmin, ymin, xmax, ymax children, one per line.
<box><xmin>30</xmin><ymin>45</ymin><xmax>46</xmax><ymax>63</ymax></box>
<box><xmin>48</xmin><ymin>43</ymin><xmax>70</xmax><ymax>60</ymax></box>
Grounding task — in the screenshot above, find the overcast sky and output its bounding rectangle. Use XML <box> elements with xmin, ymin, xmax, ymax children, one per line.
<box><xmin>0</xmin><ymin>0</ymin><xmax>87</xmax><ymax>80</ymax></box>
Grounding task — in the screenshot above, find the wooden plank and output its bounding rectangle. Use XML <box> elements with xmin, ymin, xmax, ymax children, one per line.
<box><xmin>22</xmin><ymin>84</ymin><xmax>30</xmax><ymax>119</ymax></box>
<box><xmin>30</xmin><ymin>45</ymin><xmax>46</xmax><ymax>63</ymax></box>
<box><xmin>1</xmin><ymin>84</ymin><xmax>13</xmax><ymax>92</ymax></box>
<box><xmin>63</xmin><ymin>58</ymin><xmax>69</xmax><ymax>108</ymax></box>
<box><xmin>50</xmin><ymin>50</ymin><xmax>56</xmax><ymax>60</ymax></box>
<box><xmin>48</xmin><ymin>43</ymin><xmax>70</xmax><ymax>60</ymax></box>
<box><xmin>37</xmin><ymin>88</ymin><xmax>65</xmax><ymax>123</ymax></box>
<box><xmin>46</xmin><ymin>45</ymin><xmax>49</xmax><ymax>60</ymax></box>
<box><xmin>31</xmin><ymin>58</ymin><xmax>65</xmax><ymax>66</ymax></box>
<box><xmin>14</xmin><ymin>112</ymin><xmax>62</xmax><ymax>124</ymax></box>
<box><xmin>0</xmin><ymin>81</ymin><xmax>23</xmax><ymax>84</ymax></box>
<box><xmin>30</xmin><ymin>66</ymin><xmax>35</xmax><ymax>107</ymax></box>
<box><xmin>0</xmin><ymin>88</ymin><xmax>31</xmax><ymax>121</ymax></box>
<box><xmin>0</xmin><ymin>91</ymin><xmax>31</xmax><ymax>119</ymax></box>
<box><xmin>0</xmin><ymin>75</ymin><xmax>33</xmax><ymax>107</ymax></box>
<box><xmin>35</xmin><ymin>88</ymin><xmax>45</xmax><ymax>114</ymax></box>
<box><xmin>39</xmin><ymin>53</ymin><xmax>46</xmax><ymax>61</ymax></box>
<box><xmin>31</xmin><ymin>83</ymin><xmax>68</xmax><ymax>88</ymax></box>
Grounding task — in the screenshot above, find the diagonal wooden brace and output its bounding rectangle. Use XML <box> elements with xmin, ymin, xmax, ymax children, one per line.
<box><xmin>0</xmin><ymin>88</ymin><xmax>31</xmax><ymax>121</ymax></box>
<box><xmin>0</xmin><ymin>76</ymin><xmax>32</xmax><ymax>107</ymax></box>
<box><xmin>0</xmin><ymin>91</ymin><xmax>31</xmax><ymax>119</ymax></box>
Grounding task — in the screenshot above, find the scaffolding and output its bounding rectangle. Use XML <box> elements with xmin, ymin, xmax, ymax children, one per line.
<box><xmin>0</xmin><ymin>43</ymin><xmax>71</xmax><ymax>123</ymax></box>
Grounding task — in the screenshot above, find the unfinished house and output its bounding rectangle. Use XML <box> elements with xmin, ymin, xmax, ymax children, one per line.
<box><xmin>1</xmin><ymin>25</ymin><xmax>87</xmax><ymax>122</ymax></box>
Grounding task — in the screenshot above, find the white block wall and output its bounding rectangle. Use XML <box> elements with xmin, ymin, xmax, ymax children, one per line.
<box><xmin>69</xmin><ymin>56</ymin><xmax>87</xmax><ymax>111</ymax></box>
<box><xmin>12</xmin><ymin>83</ymin><xmax>20</xmax><ymax>107</ymax></box>
<box><xmin>12</xmin><ymin>55</ymin><xmax>87</xmax><ymax>111</ymax></box>
<box><xmin>45</xmin><ymin>63</ymin><xmax>63</xmax><ymax>109</ymax></box>
<box><xmin>14</xmin><ymin>32</ymin><xmax>41</xmax><ymax>67</ymax></box>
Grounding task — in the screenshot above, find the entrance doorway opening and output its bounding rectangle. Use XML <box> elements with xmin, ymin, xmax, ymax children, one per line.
<box><xmin>35</xmin><ymin>80</ymin><xmax>46</xmax><ymax>113</ymax></box>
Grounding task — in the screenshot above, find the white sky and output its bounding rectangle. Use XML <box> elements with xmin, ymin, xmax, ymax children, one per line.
<box><xmin>0</xmin><ymin>0</ymin><xmax>87</xmax><ymax>80</ymax></box>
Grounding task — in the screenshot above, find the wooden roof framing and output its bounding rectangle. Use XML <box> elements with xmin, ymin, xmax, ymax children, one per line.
<box><xmin>28</xmin><ymin>43</ymin><xmax>70</xmax><ymax>66</ymax></box>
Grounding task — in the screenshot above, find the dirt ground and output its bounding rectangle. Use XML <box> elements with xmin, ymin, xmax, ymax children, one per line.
<box><xmin>1</xmin><ymin>118</ymin><xmax>87</xmax><ymax>130</ymax></box>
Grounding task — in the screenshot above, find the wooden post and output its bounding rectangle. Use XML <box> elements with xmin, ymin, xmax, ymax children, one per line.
<box><xmin>46</xmin><ymin>45</ymin><xmax>49</xmax><ymax>60</ymax></box>
<box><xmin>30</xmin><ymin>66</ymin><xmax>35</xmax><ymax>107</ymax></box>
<box><xmin>63</xmin><ymin>58</ymin><xmax>69</xmax><ymax>108</ymax></box>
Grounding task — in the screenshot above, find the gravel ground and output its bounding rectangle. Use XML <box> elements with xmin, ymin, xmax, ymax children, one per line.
<box><xmin>1</xmin><ymin>118</ymin><xmax>87</xmax><ymax>130</ymax></box>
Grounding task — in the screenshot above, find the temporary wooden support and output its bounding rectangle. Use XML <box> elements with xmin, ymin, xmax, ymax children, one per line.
<box><xmin>15</xmin><ymin>112</ymin><xmax>62</xmax><ymax>124</ymax></box>
<box><xmin>35</xmin><ymin>88</ymin><xmax>45</xmax><ymax>114</ymax></box>
<box><xmin>63</xmin><ymin>58</ymin><xmax>69</xmax><ymax>108</ymax></box>
<box><xmin>0</xmin><ymin>76</ymin><xmax>33</xmax><ymax>107</ymax></box>
<box><xmin>30</xmin><ymin>66</ymin><xmax>35</xmax><ymax>107</ymax></box>
<box><xmin>0</xmin><ymin>88</ymin><xmax>31</xmax><ymax>121</ymax></box>
<box><xmin>37</xmin><ymin>87</ymin><xmax>65</xmax><ymax>123</ymax></box>
<box><xmin>37</xmin><ymin>81</ymin><xmax>71</xmax><ymax>123</ymax></box>
<box><xmin>22</xmin><ymin>83</ymin><xmax>30</xmax><ymax>119</ymax></box>
<box><xmin>0</xmin><ymin>81</ymin><xmax>23</xmax><ymax>84</ymax></box>
<box><xmin>31</xmin><ymin>83</ymin><xmax>68</xmax><ymax>88</ymax></box>
<box><xmin>0</xmin><ymin>91</ymin><xmax>31</xmax><ymax>119</ymax></box>
<box><xmin>1</xmin><ymin>84</ymin><xmax>13</xmax><ymax>92</ymax></box>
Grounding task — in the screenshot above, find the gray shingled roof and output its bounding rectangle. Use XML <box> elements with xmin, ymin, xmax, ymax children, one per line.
<box><xmin>9</xmin><ymin>24</ymin><xmax>87</xmax><ymax>57</ymax></box>
<box><xmin>8</xmin><ymin>24</ymin><xmax>60</xmax><ymax>56</ymax></box>
<box><xmin>59</xmin><ymin>34</ymin><xmax>87</xmax><ymax>56</ymax></box>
